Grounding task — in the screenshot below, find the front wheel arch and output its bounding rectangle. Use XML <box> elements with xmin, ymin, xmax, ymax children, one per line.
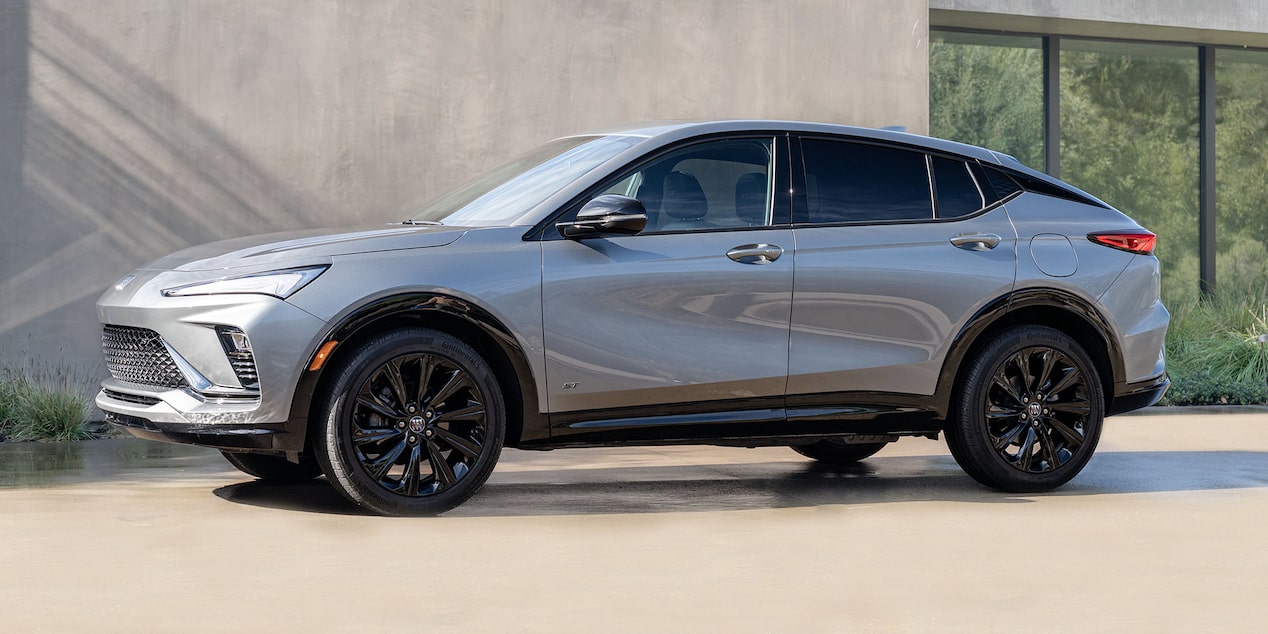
<box><xmin>287</xmin><ymin>293</ymin><xmax>544</xmax><ymax>453</ymax></box>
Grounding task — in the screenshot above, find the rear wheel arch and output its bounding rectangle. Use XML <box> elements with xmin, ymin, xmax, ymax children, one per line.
<box><xmin>939</xmin><ymin>289</ymin><xmax>1123</xmax><ymax>417</ymax></box>
<box><xmin>288</xmin><ymin>293</ymin><xmax>543</xmax><ymax>451</ymax></box>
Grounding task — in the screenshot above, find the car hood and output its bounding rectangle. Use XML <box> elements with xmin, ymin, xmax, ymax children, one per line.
<box><xmin>139</xmin><ymin>225</ymin><xmax>468</xmax><ymax>272</ymax></box>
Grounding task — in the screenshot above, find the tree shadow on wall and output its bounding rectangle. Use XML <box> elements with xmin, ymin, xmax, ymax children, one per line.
<box><xmin>1</xmin><ymin>4</ymin><xmax>333</xmax><ymax>365</ymax></box>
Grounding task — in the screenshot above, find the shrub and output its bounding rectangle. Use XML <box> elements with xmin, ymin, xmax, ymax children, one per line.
<box><xmin>1163</xmin><ymin>287</ymin><xmax>1268</xmax><ymax>406</ymax></box>
<box><xmin>1160</xmin><ymin>369</ymin><xmax>1268</xmax><ymax>406</ymax></box>
<box><xmin>0</xmin><ymin>356</ymin><xmax>96</xmax><ymax>442</ymax></box>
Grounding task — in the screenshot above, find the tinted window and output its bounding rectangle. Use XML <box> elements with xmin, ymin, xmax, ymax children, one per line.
<box><xmin>798</xmin><ymin>140</ymin><xmax>932</xmax><ymax>223</ymax></box>
<box><xmin>1005</xmin><ymin>169</ymin><xmax>1109</xmax><ymax>208</ymax></box>
<box><xmin>931</xmin><ymin>157</ymin><xmax>985</xmax><ymax>218</ymax></box>
<box><xmin>590</xmin><ymin>138</ymin><xmax>774</xmax><ymax>233</ymax></box>
<box><xmin>972</xmin><ymin>163</ymin><xmax>1023</xmax><ymax>203</ymax></box>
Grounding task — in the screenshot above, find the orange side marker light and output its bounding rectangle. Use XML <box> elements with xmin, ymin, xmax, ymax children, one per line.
<box><xmin>309</xmin><ymin>341</ymin><xmax>338</xmax><ymax>371</ymax></box>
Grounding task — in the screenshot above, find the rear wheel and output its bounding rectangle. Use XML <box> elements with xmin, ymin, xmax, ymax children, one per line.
<box><xmin>945</xmin><ymin>325</ymin><xmax>1104</xmax><ymax>492</ymax></box>
<box><xmin>791</xmin><ymin>440</ymin><xmax>888</xmax><ymax>465</ymax></box>
<box><xmin>221</xmin><ymin>451</ymin><xmax>322</xmax><ymax>482</ymax></box>
<box><xmin>313</xmin><ymin>328</ymin><xmax>505</xmax><ymax>516</ymax></box>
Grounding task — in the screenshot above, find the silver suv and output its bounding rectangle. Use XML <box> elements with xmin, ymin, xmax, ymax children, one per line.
<box><xmin>97</xmin><ymin>121</ymin><xmax>1169</xmax><ymax>515</ymax></box>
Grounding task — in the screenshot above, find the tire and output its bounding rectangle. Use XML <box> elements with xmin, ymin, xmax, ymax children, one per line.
<box><xmin>791</xmin><ymin>439</ymin><xmax>888</xmax><ymax>464</ymax></box>
<box><xmin>312</xmin><ymin>328</ymin><xmax>505</xmax><ymax>516</ymax></box>
<box><xmin>221</xmin><ymin>451</ymin><xmax>323</xmax><ymax>482</ymax></box>
<box><xmin>945</xmin><ymin>325</ymin><xmax>1104</xmax><ymax>493</ymax></box>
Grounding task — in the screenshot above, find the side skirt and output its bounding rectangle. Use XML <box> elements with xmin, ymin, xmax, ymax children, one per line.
<box><xmin>523</xmin><ymin>394</ymin><xmax>943</xmax><ymax>449</ymax></box>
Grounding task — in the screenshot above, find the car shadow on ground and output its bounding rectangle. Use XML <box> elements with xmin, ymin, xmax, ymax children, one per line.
<box><xmin>211</xmin><ymin>450</ymin><xmax>1268</xmax><ymax>517</ymax></box>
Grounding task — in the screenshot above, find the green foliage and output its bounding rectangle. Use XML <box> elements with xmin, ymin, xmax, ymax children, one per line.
<box><xmin>1215</xmin><ymin>54</ymin><xmax>1268</xmax><ymax>293</ymax></box>
<box><xmin>0</xmin><ymin>358</ymin><xmax>96</xmax><ymax>442</ymax></box>
<box><xmin>929</xmin><ymin>39</ymin><xmax>1044</xmax><ymax>169</ymax></box>
<box><xmin>1162</xmin><ymin>289</ymin><xmax>1268</xmax><ymax>405</ymax></box>
<box><xmin>1058</xmin><ymin>47</ymin><xmax>1200</xmax><ymax>305</ymax></box>
<box><xmin>1160</xmin><ymin>369</ymin><xmax>1268</xmax><ymax>406</ymax></box>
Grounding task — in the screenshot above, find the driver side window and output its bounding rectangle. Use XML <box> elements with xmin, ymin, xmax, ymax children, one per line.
<box><xmin>600</xmin><ymin>138</ymin><xmax>775</xmax><ymax>233</ymax></box>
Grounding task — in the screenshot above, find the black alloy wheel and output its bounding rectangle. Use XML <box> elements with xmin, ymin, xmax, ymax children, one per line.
<box><xmin>946</xmin><ymin>325</ymin><xmax>1104</xmax><ymax>492</ymax></box>
<box><xmin>314</xmin><ymin>328</ymin><xmax>505</xmax><ymax>515</ymax></box>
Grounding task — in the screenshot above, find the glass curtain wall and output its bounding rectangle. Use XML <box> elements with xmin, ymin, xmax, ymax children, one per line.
<box><xmin>929</xmin><ymin>32</ymin><xmax>1044</xmax><ymax>170</ymax></box>
<box><xmin>1216</xmin><ymin>49</ymin><xmax>1268</xmax><ymax>296</ymax></box>
<box><xmin>1060</xmin><ymin>40</ymin><xmax>1199</xmax><ymax>304</ymax></box>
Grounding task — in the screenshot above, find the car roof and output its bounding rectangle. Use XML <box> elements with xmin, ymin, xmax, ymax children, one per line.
<box><xmin>571</xmin><ymin>119</ymin><xmax>1114</xmax><ymax>210</ymax></box>
<box><xmin>522</xmin><ymin>119</ymin><xmax>1113</xmax><ymax>226</ymax></box>
<box><xmin>567</xmin><ymin>119</ymin><xmax>1006</xmax><ymax>165</ymax></box>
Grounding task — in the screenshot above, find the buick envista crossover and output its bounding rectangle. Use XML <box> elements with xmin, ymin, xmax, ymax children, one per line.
<box><xmin>96</xmin><ymin>121</ymin><xmax>1169</xmax><ymax>515</ymax></box>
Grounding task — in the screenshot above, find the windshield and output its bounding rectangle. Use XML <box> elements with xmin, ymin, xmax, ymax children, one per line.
<box><xmin>408</xmin><ymin>135</ymin><xmax>643</xmax><ymax>226</ymax></box>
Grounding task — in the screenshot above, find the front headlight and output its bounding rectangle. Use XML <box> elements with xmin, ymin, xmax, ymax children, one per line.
<box><xmin>162</xmin><ymin>266</ymin><xmax>328</xmax><ymax>299</ymax></box>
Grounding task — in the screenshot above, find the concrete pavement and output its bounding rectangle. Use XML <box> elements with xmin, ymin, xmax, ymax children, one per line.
<box><xmin>2</xmin><ymin>410</ymin><xmax>1267</xmax><ymax>631</ymax></box>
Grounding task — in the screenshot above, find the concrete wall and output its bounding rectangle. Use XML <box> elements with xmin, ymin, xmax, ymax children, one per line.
<box><xmin>932</xmin><ymin>0</ymin><xmax>1268</xmax><ymax>46</ymax></box>
<box><xmin>0</xmin><ymin>0</ymin><xmax>930</xmax><ymax>376</ymax></box>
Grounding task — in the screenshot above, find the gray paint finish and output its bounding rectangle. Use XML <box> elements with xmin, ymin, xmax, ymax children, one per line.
<box><xmin>543</xmin><ymin>229</ymin><xmax>795</xmax><ymax>412</ymax></box>
<box><xmin>787</xmin><ymin>207</ymin><xmax>1018</xmax><ymax>396</ymax></box>
<box><xmin>0</xmin><ymin>0</ymin><xmax>929</xmax><ymax>373</ymax></box>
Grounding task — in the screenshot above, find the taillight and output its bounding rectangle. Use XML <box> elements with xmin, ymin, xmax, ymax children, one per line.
<box><xmin>1087</xmin><ymin>231</ymin><xmax>1156</xmax><ymax>255</ymax></box>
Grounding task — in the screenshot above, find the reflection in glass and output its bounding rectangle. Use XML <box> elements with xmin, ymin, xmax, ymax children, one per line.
<box><xmin>1060</xmin><ymin>40</ymin><xmax>1198</xmax><ymax>303</ymax></box>
<box><xmin>930</xmin><ymin>31</ymin><xmax>1044</xmax><ymax>170</ymax></box>
<box><xmin>1216</xmin><ymin>49</ymin><xmax>1268</xmax><ymax>296</ymax></box>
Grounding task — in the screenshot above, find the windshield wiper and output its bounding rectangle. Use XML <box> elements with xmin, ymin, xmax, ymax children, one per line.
<box><xmin>400</xmin><ymin>219</ymin><xmax>443</xmax><ymax>226</ymax></box>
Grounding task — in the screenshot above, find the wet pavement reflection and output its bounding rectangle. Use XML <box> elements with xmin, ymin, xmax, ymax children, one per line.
<box><xmin>0</xmin><ymin>437</ymin><xmax>225</xmax><ymax>488</ymax></box>
<box><xmin>6</xmin><ymin>434</ymin><xmax>1268</xmax><ymax>517</ymax></box>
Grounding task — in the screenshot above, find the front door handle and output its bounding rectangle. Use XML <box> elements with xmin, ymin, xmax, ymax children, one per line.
<box><xmin>949</xmin><ymin>233</ymin><xmax>1002</xmax><ymax>251</ymax></box>
<box><xmin>727</xmin><ymin>243</ymin><xmax>783</xmax><ymax>264</ymax></box>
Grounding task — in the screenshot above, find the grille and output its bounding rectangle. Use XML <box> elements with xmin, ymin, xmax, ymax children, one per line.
<box><xmin>102</xmin><ymin>325</ymin><xmax>187</xmax><ymax>388</ymax></box>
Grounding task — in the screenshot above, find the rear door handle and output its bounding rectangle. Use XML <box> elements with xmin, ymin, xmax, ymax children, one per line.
<box><xmin>949</xmin><ymin>233</ymin><xmax>1001</xmax><ymax>251</ymax></box>
<box><xmin>727</xmin><ymin>243</ymin><xmax>783</xmax><ymax>264</ymax></box>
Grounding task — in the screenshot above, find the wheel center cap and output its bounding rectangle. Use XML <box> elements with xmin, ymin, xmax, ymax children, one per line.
<box><xmin>408</xmin><ymin>416</ymin><xmax>425</xmax><ymax>432</ymax></box>
<box><xmin>1027</xmin><ymin>402</ymin><xmax>1042</xmax><ymax>418</ymax></box>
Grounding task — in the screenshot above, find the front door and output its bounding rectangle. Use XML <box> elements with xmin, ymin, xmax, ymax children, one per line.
<box><xmin>541</xmin><ymin>136</ymin><xmax>794</xmax><ymax>424</ymax></box>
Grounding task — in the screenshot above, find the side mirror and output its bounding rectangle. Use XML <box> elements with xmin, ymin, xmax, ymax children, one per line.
<box><xmin>557</xmin><ymin>195</ymin><xmax>647</xmax><ymax>239</ymax></box>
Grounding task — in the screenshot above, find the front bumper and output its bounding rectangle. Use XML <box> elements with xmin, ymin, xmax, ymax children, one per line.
<box><xmin>96</xmin><ymin>269</ymin><xmax>332</xmax><ymax>453</ymax></box>
<box><xmin>96</xmin><ymin>380</ymin><xmax>305</xmax><ymax>453</ymax></box>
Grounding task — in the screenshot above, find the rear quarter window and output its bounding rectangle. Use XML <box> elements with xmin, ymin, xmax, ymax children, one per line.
<box><xmin>931</xmin><ymin>156</ymin><xmax>986</xmax><ymax>218</ymax></box>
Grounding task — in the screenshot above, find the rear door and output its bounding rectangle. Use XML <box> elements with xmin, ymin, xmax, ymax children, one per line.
<box><xmin>787</xmin><ymin>137</ymin><xmax>1018</xmax><ymax>402</ymax></box>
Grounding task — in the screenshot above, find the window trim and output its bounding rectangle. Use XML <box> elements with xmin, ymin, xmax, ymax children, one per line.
<box><xmin>790</xmin><ymin>134</ymin><xmax>1018</xmax><ymax>228</ymax></box>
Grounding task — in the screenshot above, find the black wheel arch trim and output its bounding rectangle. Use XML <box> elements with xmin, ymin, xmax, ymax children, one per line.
<box><xmin>935</xmin><ymin>287</ymin><xmax>1127</xmax><ymax>417</ymax></box>
<box><xmin>285</xmin><ymin>292</ymin><xmax>546</xmax><ymax>450</ymax></box>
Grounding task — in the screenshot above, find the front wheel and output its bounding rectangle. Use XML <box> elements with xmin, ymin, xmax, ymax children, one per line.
<box><xmin>945</xmin><ymin>325</ymin><xmax>1104</xmax><ymax>493</ymax></box>
<box><xmin>313</xmin><ymin>328</ymin><xmax>505</xmax><ymax>516</ymax></box>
